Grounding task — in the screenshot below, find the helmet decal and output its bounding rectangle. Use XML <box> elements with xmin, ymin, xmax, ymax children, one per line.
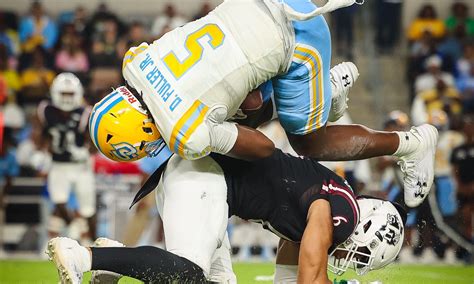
<box><xmin>110</xmin><ymin>142</ymin><xmax>139</xmax><ymax>161</ymax></box>
<box><xmin>377</xmin><ymin>213</ymin><xmax>402</xmax><ymax>246</ymax></box>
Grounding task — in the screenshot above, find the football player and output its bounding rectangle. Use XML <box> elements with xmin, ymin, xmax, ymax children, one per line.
<box><xmin>47</xmin><ymin>149</ymin><xmax>406</xmax><ymax>283</ymax></box>
<box><xmin>89</xmin><ymin>0</ymin><xmax>437</xmax><ymax>207</ymax></box>
<box><xmin>38</xmin><ymin>73</ymin><xmax>96</xmax><ymax>243</ymax></box>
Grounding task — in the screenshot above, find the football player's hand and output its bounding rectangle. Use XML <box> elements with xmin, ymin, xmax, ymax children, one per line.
<box><xmin>70</xmin><ymin>147</ymin><xmax>90</xmax><ymax>162</ymax></box>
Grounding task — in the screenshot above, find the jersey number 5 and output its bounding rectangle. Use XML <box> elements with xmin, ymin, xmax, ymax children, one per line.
<box><xmin>163</xmin><ymin>24</ymin><xmax>225</xmax><ymax>79</ymax></box>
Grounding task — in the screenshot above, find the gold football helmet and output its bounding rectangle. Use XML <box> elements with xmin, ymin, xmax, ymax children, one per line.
<box><xmin>89</xmin><ymin>86</ymin><xmax>163</xmax><ymax>162</ymax></box>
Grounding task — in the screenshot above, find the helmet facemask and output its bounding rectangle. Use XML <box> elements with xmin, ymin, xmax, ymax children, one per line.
<box><xmin>328</xmin><ymin>198</ymin><xmax>406</xmax><ymax>276</ymax></box>
<box><xmin>51</xmin><ymin>73</ymin><xmax>84</xmax><ymax>112</ymax></box>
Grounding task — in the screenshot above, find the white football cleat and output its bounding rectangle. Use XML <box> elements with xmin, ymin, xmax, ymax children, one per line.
<box><xmin>397</xmin><ymin>124</ymin><xmax>438</xmax><ymax>207</ymax></box>
<box><xmin>90</xmin><ymin>238</ymin><xmax>125</xmax><ymax>284</ymax></box>
<box><xmin>46</xmin><ymin>237</ymin><xmax>90</xmax><ymax>284</ymax></box>
<box><xmin>328</xmin><ymin>62</ymin><xmax>360</xmax><ymax>122</ymax></box>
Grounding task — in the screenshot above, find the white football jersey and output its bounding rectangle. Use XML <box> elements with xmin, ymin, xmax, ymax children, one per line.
<box><xmin>123</xmin><ymin>0</ymin><xmax>294</xmax><ymax>159</ymax></box>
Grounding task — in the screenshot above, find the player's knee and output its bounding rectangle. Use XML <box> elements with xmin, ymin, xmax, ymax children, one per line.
<box><xmin>48</xmin><ymin>215</ymin><xmax>66</xmax><ymax>234</ymax></box>
<box><xmin>78</xmin><ymin>207</ymin><xmax>95</xmax><ymax>219</ymax></box>
<box><xmin>287</xmin><ymin>126</ymin><xmax>327</xmax><ymax>157</ymax></box>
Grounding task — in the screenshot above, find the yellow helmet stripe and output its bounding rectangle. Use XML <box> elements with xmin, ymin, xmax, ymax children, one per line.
<box><xmin>89</xmin><ymin>92</ymin><xmax>123</xmax><ymax>152</ymax></box>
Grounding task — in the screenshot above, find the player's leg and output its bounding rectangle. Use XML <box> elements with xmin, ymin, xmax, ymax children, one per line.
<box><xmin>46</xmin><ymin>237</ymin><xmax>207</xmax><ymax>283</ymax></box>
<box><xmin>208</xmin><ymin>233</ymin><xmax>237</xmax><ymax>283</ymax></box>
<box><xmin>157</xmin><ymin>155</ymin><xmax>230</xmax><ymax>279</ymax></box>
<box><xmin>47</xmin><ymin>164</ymin><xmax>73</xmax><ymax>238</ymax></box>
<box><xmin>274</xmin><ymin>0</ymin><xmax>437</xmax><ymax>207</ymax></box>
<box><xmin>48</xmin><ymin>156</ymin><xmax>230</xmax><ymax>283</ymax></box>
<box><xmin>274</xmin><ymin>239</ymin><xmax>299</xmax><ymax>284</ymax></box>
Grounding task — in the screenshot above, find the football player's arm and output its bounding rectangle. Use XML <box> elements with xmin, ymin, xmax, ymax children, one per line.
<box><xmin>207</xmin><ymin>114</ymin><xmax>274</xmax><ymax>161</ymax></box>
<box><xmin>298</xmin><ymin>199</ymin><xmax>333</xmax><ymax>284</ymax></box>
<box><xmin>229</xmin><ymin>124</ymin><xmax>275</xmax><ymax>160</ymax></box>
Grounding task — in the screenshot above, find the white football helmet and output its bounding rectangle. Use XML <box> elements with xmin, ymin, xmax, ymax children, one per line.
<box><xmin>50</xmin><ymin>72</ymin><xmax>84</xmax><ymax>111</ymax></box>
<box><xmin>328</xmin><ymin>198</ymin><xmax>406</xmax><ymax>276</ymax></box>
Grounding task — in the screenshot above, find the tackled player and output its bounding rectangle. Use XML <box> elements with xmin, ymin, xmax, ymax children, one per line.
<box><xmin>48</xmin><ymin>149</ymin><xmax>406</xmax><ymax>283</ymax></box>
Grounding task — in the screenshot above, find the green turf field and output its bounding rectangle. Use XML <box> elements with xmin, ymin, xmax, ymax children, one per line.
<box><xmin>0</xmin><ymin>260</ymin><xmax>473</xmax><ymax>283</ymax></box>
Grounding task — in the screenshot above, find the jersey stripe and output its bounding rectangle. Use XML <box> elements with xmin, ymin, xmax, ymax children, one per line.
<box><xmin>293</xmin><ymin>45</ymin><xmax>325</xmax><ymax>132</ymax></box>
<box><xmin>327</xmin><ymin>182</ymin><xmax>360</xmax><ymax>227</ymax></box>
<box><xmin>169</xmin><ymin>100</ymin><xmax>209</xmax><ymax>157</ymax></box>
<box><xmin>122</xmin><ymin>45</ymin><xmax>149</xmax><ymax>70</ymax></box>
<box><xmin>177</xmin><ymin>103</ymin><xmax>209</xmax><ymax>157</ymax></box>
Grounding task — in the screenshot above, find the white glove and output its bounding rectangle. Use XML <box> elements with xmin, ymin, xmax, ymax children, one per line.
<box><xmin>69</xmin><ymin>146</ymin><xmax>90</xmax><ymax>162</ymax></box>
<box><xmin>30</xmin><ymin>151</ymin><xmax>52</xmax><ymax>174</ymax></box>
<box><xmin>283</xmin><ymin>0</ymin><xmax>364</xmax><ymax>21</ymax></box>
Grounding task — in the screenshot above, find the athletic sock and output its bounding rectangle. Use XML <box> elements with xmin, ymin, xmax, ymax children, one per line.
<box><xmin>78</xmin><ymin>245</ymin><xmax>92</xmax><ymax>272</ymax></box>
<box><xmin>393</xmin><ymin>130</ymin><xmax>420</xmax><ymax>157</ymax></box>
<box><xmin>90</xmin><ymin>246</ymin><xmax>207</xmax><ymax>283</ymax></box>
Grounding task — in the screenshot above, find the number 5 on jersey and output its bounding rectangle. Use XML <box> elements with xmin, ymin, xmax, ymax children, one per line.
<box><xmin>163</xmin><ymin>24</ymin><xmax>225</xmax><ymax>79</ymax></box>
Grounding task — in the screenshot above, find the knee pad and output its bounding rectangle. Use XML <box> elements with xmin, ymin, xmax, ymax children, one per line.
<box><xmin>69</xmin><ymin>217</ymin><xmax>89</xmax><ymax>239</ymax></box>
<box><xmin>48</xmin><ymin>216</ymin><xmax>66</xmax><ymax>234</ymax></box>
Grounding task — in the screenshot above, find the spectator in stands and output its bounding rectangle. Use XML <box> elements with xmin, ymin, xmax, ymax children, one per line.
<box><xmin>431</xmin><ymin>110</ymin><xmax>464</xmax><ymax>220</ymax></box>
<box><xmin>438</xmin><ymin>24</ymin><xmax>468</xmax><ymax>66</ymax></box>
<box><xmin>72</xmin><ymin>7</ymin><xmax>88</xmax><ymax>36</ymax></box>
<box><xmin>445</xmin><ymin>2</ymin><xmax>474</xmax><ymax>37</ymax></box>
<box><xmin>332</xmin><ymin>6</ymin><xmax>356</xmax><ymax>60</ymax></box>
<box><xmin>90</xmin><ymin>19</ymin><xmax>120</xmax><ymax>68</ymax></box>
<box><xmin>192</xmin><ymin>2</ymin><xmax>212</xmax><ymax>21</ymax></box>
<box><xmin>19</xmin><ymin>47</ymin><xmax>55</xmax><ymax>105</ymax></box>
<box><xmin>411</xmin><ymin>77</ymin><xmax>462</xmax><ymax>126</ymax></box>
<box><xmin>55</xmin><ymin>26</ymin><xmax>89</xmax><ymax>73</ymax></box>
<box><xmin>84</xmin><ymin>3</ymin><xmax>124</xmax><ymax>45</ymax></box>
<box><xmin>0</xmin><ymin>14</ymin><xmax>19</xmax><ymax>58</ymax></box>
<box><xmin>0</xmin><ymin>44</ymin><xmax>21</xmax><ymax>100</ymax></box>
<box><xmin>117</xmin><ymin>21</ymin><xmax>148</xmax><ymax>58</ymax></box>
<box><xmin>151</xmin><ymin>4</ymin><xmax>187</xmax><ymax>37</ymax></box>
<box><xmin>375</xmin><ymin>0</ymin><xmax>402</xmax><ymax>53</ymax></box>
<box><xmin>407</xmin><ymin>31</ymin><xmax>438</xmax><ymax>101</ymax></box>
<box><xmin>415</xmin><ymin>55</ymin><xmax>455</xmax><ymax>94</ymax></box>
<box><xmin>0</xmin><ymin>127</ymin><xmax>20</xmax><ymax>209</ymax></box>
<box><xmin>450</xmin><ymin>114</ymin><xmax>474</xmax><ymax>261</ymax></box>
<box><xmin>407</xmin><ymin>4</ymin><xmax>446</xmax><ymax>43</ymax></box>
<box><xmin>456</xmin><ymin>42</ymin><xmax>474</xmax><ymax>112</ymax></box>
<box><xmin>18</xmin><ymin>1</ymin><xmax>57</xmax><ymax>53</ymax></box>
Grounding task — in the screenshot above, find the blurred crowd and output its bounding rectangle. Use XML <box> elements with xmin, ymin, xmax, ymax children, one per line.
<box><xmin>0</xmin><ymin>0</ymin><xmax>214</xmax><ymax>184</ymax></box>
<box><xmin>0</xmin><ymin>0</ymin><xmax>473</xmax><ymax>262</ymax></box>
<box><xmin>377</xmin><ymin>1</ymin><xmax>474</xmax><ymax>264</ymax></box>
